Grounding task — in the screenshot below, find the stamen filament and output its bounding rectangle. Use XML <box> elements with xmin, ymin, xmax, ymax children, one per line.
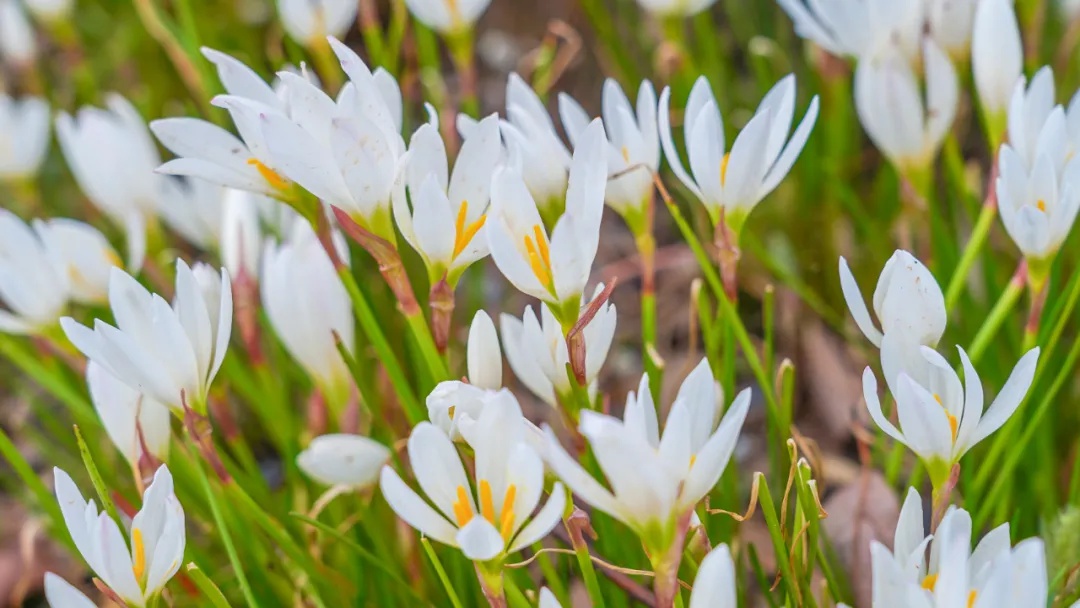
<box><xmin>452</xmin><ymin>201</ymin><xmax>487</xmax><ymax>259</ymax></box>
<box><xmin>499</xmin><ymin>485</ymin><xmax>517</xmax><ymax>541</ymax></box>
<box><xmin>479</xmin><ymin>479</ymin><xmax>496</xmax><ymax>524</ymax></box>
<box><xmin>453</xmin><ymin>485</ymin><xmax>474</xmax><ymax>527</ymax></box>
<box><xmin>247</xmin><ymin>158</ymin><xmax>289</xmax><ymax>191</ymax></box>
<box><xmin>132</xmin><ymin>527</ymin><xmax>146</xmax><ymax>582</ymax></box>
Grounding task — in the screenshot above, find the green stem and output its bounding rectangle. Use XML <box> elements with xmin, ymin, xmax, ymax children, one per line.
<box><xmin>406</xmin><ymin>311</ymin><xmax>450</xmax><ymax>384</ymax></box>
<box><xmin>195</xmin><ymin>458</ymin><xmax>258</xmax><ymax>608</ymax></box>
<box><xmin>944</xmin><ymin>204</ymin><xmax>998</xmax><ymax>311</ymax></box>
<box><xmin>572</xmin><ymin>537</ymin><xmax>606</xmax><ymax>608</ymax></box>
<box><xmin>73</xmin><ymin>426</ymin><xmax>125</xmax><ymax>540</ymax></box>
<box><xmin>421</xmin><ymin>538</ymin><xmax>465</xmax><ymax>608</ymax></box>
<box><xmin>185</xmin><ymin>564</ymin><xmax>233</xmax><ymax>608</ymax></box>
<box><xmin>966</xmin><ymin>270</ymin><xmax>1025</xmax><ymax>365</ymax></box>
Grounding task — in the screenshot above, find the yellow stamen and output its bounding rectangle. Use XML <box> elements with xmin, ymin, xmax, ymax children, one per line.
<box><xmin>720</xmin><ymin>153</ymin><xmax>731</xmax><ymax>186</ymax></box>
<box><xmin>132</xmin><ymin>528</ymin><xmax>146</xmax><ymax>582</ymax></box>
<box><xmin>967</xmin><ymin>591</ymin><xmax>977</xmax><ymax>608</ymax></box>
<box><xmin>452</xmin><ymin>201</ymin><xmax>487</xmax><ymax>259</ymax></box>
<box><xmin>523</xmin><ymin>224</ymin><xmax>554</xmax><ymax>290</ymax></box>
<box><xmin>689</xmin><ymin>454</ymin><xmax>697</xmax><ymax>469</ymax></box>
<box><xmin>453</xmin><ymin>485</ymin><xmax>474</xmax><ymax>527</ymax></box>
<box><xmin>448</xmin><ymin>405</ymin><xmax>456</xmax><ymax>419</ymax></box>
<box><xmin>921</xmin><ymin>573</ymin><xmax>938</xmax><ymax>591</ymax></box>
<box><xmin>1037</xmin><ymin>199</ymin><xmax>1046</xmax><ymax>212</ymax></box>
<box><xmin>247</xmin><ymin>158</ymin><xmax>289</xmax><ymax>191</ymax></box>
<box><xmin>499</xmin><ymin>485</ymin><xmax>517</xmax><ymax>541</ymax></box>
<box><xmin>479</xmin><ymin>479</ymin><xmax>496</xmax><ymax>524</ymax></box>
<box><xmin>933</xmin><ymin>394</ymin><xmax>959</xmax><ymax>442</ymax></box>
<box><xmin>621</xmin><ymin>145</ymin><xmax>630</xmax><ymax>163</ymax></box>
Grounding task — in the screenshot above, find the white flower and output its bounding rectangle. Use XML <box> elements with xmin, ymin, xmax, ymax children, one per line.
<box><xmin>776</xmin><ymin>0</ymin><xmax>924</xmax><ymax>60</ymax></box>
<box><xmin>971</xmin><ymin>0</ymin><xmax>1023</xmax><ymax>124</ymax></box>
<box><xmin>87</xmin><ymin>361</ymin><xmax>171</xmax><ymax>468</ymax></box>
<box><xmin>22</xmin><ymin>0</ymin><xmax>71</xmax><ymax>20</ymax></box>
<box><xmin>57</xmin><ymin>94</ymin><xmax>169</xmax><ymax>270</ymax></box>
<box><xmin>0</xmin><ymin>0</ymin><xmax>35</xmax><ymax>66</ymax></box>
<box><xmin>659</xmin><ymin>75</ymin><xmax>819</xmax><ymax>232</ymax></box>
<box><xmin>277</xmin><ymin>0</ymin><xmax>357</xmax><ymax>45</ymax></box>
<box><xmin>633</xmin><ymin>0</ymin><xmax>716</xmax><ymax>17</ymax></box>
<box><xmin>402</xmin><ymin>0</ymin><xmax>490</xmax><ymax>34</ymax></box>
<box><xmin>996</xmin><ymin>108</ymin><xmax>1080</xmax><ymax>261</ymax></box>
<box><xmin>870</xmin><ymin>491</ymin><xmax>1049</xmax><ymax>607</ymax></box>
<box><xmin>499</xmin><ymin>73</ymin><xmax>572</xmax><ymax>218</ymax></box>
<box><xmin>863</xmin><ymin>345</ymin><xmax>1039</xmax><ymax>483</ymax></box>
<box><xmin>298</xmin><ymin>434</ymin><xmax>391</xmax><ymax>487</ymax></box>
<box><xmin>61</xmin><ymin>260</ymin><xmax>233</xmax><ymax>412</ymax></box>
<box><xmin>854</xmin><ymin>38</ymin><xmax>958</xmax><ymax>175</ymax></box>
<box><xmin>468</xmin><ymin>309</ymin><xmax>502</xmax><ymax>390</ymax></box>
<box><xmin>44</xmin><ymin>572</ymin><xmax>96</xmax><ymax>608</ymax></box>
<box><xmin>560</xmin><ymin>79</ymin><xmax>659</xmax><ymax>219</ymax></box>
<box><xmin>544</xmin><ymin>361</ymin><xmax>751</xmax><ymax>552</ymax></box>
<box><xmin>221</xmin><ymin>188</ymin><xmax>296</xmax><ymax>279</ymax></box>
<box><xmin>262</xmin><ymin>221</ymin><xmax>353</xmax><ymax>402</ymax></box>
<box><xmin>152</xmin><ymin>49</ymin><xmax>293</xmax><ymax>199</ymax></box>
<box><xmin>394</xmin><ymin>115</ymin><xmax>502</xmax><ymax>284</ymax></box>
<box><xmin>157</xmin><ymin>177</ymin><xmax>225</xmax><ymax>249</ymax></box>
<box><xmin>500</xmin><ymin>288</ymin><xmax>616</xmax><ymax>407</ymax></box>
<box><xmin>0</xmin><ymin>212</ymin><xmax>120</xmax><ymax>334</ymax></box>
<box><xmin>380</xmin><ymin>393</ymin><xmax>566</xmax><ymax>561</ymax></box>
<box><xmin>1006</xmin><ymin>68</ymin><xmax>1060</xmax><ymax>169</ymax></box>
<box><xmin>487</xmin><ymin>119</ymin><xmax>607</xmax><ymax>309</ymax></box>
<box><xmin>0</xmin><ymin>94</ymin><xmax>49</xmax><ymax>179</ymax></box>
<box><xmin>927</xmin><ymin>0</ymin><xmax>979</xmax><ymax>58</ymax></box>
<box><xmin>1064</xmin><ymin>0</ymin><xmax>1080</xmax><ymax>21</ymax></box>
<box><xmin>54</xmin><ymin>465</ymin><xmax>185</xmax><ymax>607</ymax></box>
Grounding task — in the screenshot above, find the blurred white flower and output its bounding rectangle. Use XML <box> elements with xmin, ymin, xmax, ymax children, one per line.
<box><xmin>498</xmin><ymin>73</ymin><xmax>571</xmax><ymax>220</ymax></box>
<box><xmin>854</xmin><ymin>38</ymin><xmax>958</xmax><ymax>175</ymax></box>
<box><xmin>298</xmin><ymin>433</ymin><xmax>391</xmax><ymax>488</ymax></box>
<box><xmin>54</xmin><ymin>465</ymin><xmax>185</xmax><ymax>607</ymax></box>
<box><xmin>262</xmin><ymin>221</ymin><xmax>352</xmax><ymax>402</ymax></box>
<box><xmin>0</xmin><ymin>0</ymin><xmax>35</xmax><ymax>66</ymax></box>
<box><xmin>57</xmin><ymin>94</ymin><xmax>167</xmax><ymax>269</ymax></box>
<box><xmin>380</xmin><ymin>393</ymin><xmax>565</xmax><ymax>561</ymax></box>
<box><xmin>221</xmin><ymin>188</ymin><xmax>295</xmax><ymax>279</ymax></box>
<box><xmin>776</xmin><ymin>0</ymin><xmax>924</xmax><ymax>60</ymax></box>
<box><xmin>0</xmin><ymin>94</ymin><xmax>49</xmax><ymax>179</ymax></box>
<box><xmin>863</xmin><ymin>345</ymin><xmax>1038</xmax><ymax>485</ymax></box>
<box><xmin>467</xmin><ymin>309</ymin><xmax>502</xmax><ymax>390</ymax></box>
<box><xmin>61</xmin><ymin>260</ymin><xmax>233</xmax><ymax>413</ymax></box>
<box><xmin>277</xmin><ymin>0</ymin><xmax>357</xmax><ymax>45</ymax></box>
<box><xmin>971</xmin><ymin>0</ymin><xmax>1023</xmax><ymax>128</ymax></box>
<box><xmin>1007</xmin><ymin>68</ymin><xmax>1064</xmax><ymax>169</ymax></box>
<box><xmin>659</xmin><ymin>74</ymin><xmax>819</xmax><ymax>234</ymax></box>
<box><xmin>927</xmin><ymin>0</ymin><xmax>978</xmax><ymax>58</ymax></box>
<box><xmin>403</xmin><ymin>0</ymin><xmax>490</xmax><ymax>34</ymax></box>
<box><xmin>394</xmin><ymin>115</ymin><xmax>502</xmax><ymax>284</ymax></box>
<box><xmin>87</xmin><ymin>361</ymin><xmax>171</xmax><ymax>468</ymax></box>
<box><xmin>22</xmin><ymin>0</ymin><xmax>71</xmax><ymax>20</ymax></box>
<box><xmin>633</xmin><ymin>0</ymin><xmax>716</xmax><ymax>17</ymax></box>
<box><xmin>157</xmin><ymin>177</ymin><xmax>225</xmax><ymax>249</ymax></box>
<box><xmin>544</xmin><ymin>361</ymin><xmax>750</xmax><ymax>554</ymax></box>
<box><xmin>1063</xmin><ymin>0</ymin><xmax>1080</xmax><ymax>20</ymax></box>
<box><xmin>487</xmin><ymin>119</ymin><xmax>607</xmax><ymax>310</ymax></box>
<box><xmin>560</xmin><ymin>79</ymin><xmax>659</xmax><ymax>220</ymax></box>
<box><xmin>871</xmin><ymin>492</ymin><xmax>1049</xmax><ymax>607</ymax></box>
<box><xmin>0</xmin><ymin>211</ymin><xmax>120</xmax><ymax>334</ymax></box>
<box><xmin>44</xmin><ymin>572</ymin><xmax>96</xmax><ymax>608</ymax></box>
<box><xmin>500</xmin><ymin>287</ymin><xmax>616</xmax><ymax>407</ymax></box>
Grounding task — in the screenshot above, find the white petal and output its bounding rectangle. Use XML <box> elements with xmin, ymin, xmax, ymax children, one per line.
<box><xmin>379</xmin><ymin>466</ymin><xmax>460</xmax><ymax>546</ymax></box>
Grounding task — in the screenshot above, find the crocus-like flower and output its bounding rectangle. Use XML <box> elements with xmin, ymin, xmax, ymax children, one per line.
<box><xmin>221</xmin><ymin>188</ymin><xmax>296</xmax><ymax>279</ymax></box>
<box><xmin>854</xmin><ymin>38</ymin><xmax>958</xmax><ymax>176</ymax></box>
<box><xmin>996</xmin><ymin>107</ymin><xmax>1080</xmax><ymax>263</ymax></box>
<box><xmin>870</xmin><ymin>490</ymin><xmax>1049</xmax><ymax>607</ymax></box>
<box><xmin>971</xmin><ymin>0</ymin><xmax>1023</xmax><ymax>132</ymax></box>
<box><xmin>633</xmin><ymin>0</ymin><xmax>716</xmax><ymax>17</ymax></box>
<box><xmin>776</xmin><ymin>0</ymin><xmax>924</xmax><ymax>60</ymax></box>
<box><xmin>927</xmin><ymin>0</ymin><xmax>978</xmax><ymax>59</ymax></box>
<box><xmin>157</xmin><ymin>177</ymin><xmax>225</xmax><ymax>250</ymax></box>
<box><xmin>838</xmin><ymin>250</ymin><xmax>947</xmax><ymax>387</ymax></box>
<box><xmin>298</xmin><ymin>434</ymin><xmax>391</xmax><ymax>488</ymax></box>
<box><xmin>54</xmin><ymin>465</ymin><xmax>185</xmax><ymax>607</ymax></box>
<box><xmin>487</xmin><ymin>119</ymin><xmax>607</xmax><ymax>312</ymax></box>
<box><xmin>57</xmin><ymin>94</ymin><xmax>168</xmax><ymax>269</ymax></box>
<box><xmin>544</xmin><ymin>361</ymin><xmax>751</xmax><ymax>556</ymax></box>
<box><xmin>393</xmin><ymin>114</ymin><xmax>502</xmax><ymax>284</ymax></box>
<box><xmin>1006</xmin><ymin>68</ymin><xmax>1059</xmax><ymax>169</ymax></box>
<box><xmin>403</xmin><ymin>0</ymin><xmax>491</xmax><ymax>34</ymax></box>
<box><xmin>88</xmin><ymin>361</ymin><xmax>171</xmax><ymax>468</ymax></box>
<box><xmin>500</xmin><ymin>288</ymin><xmax>616</xmax><ymax>407</ymax></box>
<box><xmin>863</xmin><ymin>345</ymin><xmax>1039</xmax><ymax>486</ymax></box>
<box><xmin>560</xmin><ymin>79</ymin><xmax>659</xmax><ymax>222</ymax></box>
<box><xmin>0</xmin><ymin>0</ymin><xmax>35</xmax><ymax>66</ymax></box>
<box><xmin>0</xmin><ymin>94</ymin><xmax>49</xmax><ymax>179</ymax></box>
<box><xmin>277</xmin><ymin>0</ymin><xmax>357</xmax><ymax>46</ymax></box>
<box><xmin>262</xmin><ymin>221</ymin><xmax>353</xmax><ymax>405</ymax></box>
<box><xmin>659</xmin><ymin>75</ymin><xmax>819</xmax><ymax>235</ymax></box>
<box><xmin>380</xmin><ymin>392</ymin><xmax>566</xmax><ymax>562</ymax></box>
<box><xmin>467</xmin><ymin>309</ymin><xmax>502</xmax><ymax>390</ymax></box>
<box><xmin>61</xmin><ymin>260</ymin><xmax>232</xmax><ymax>413</ymax></box>
<box><xmin>44</xmin><ymin>572</ymin><xmax>96</xmax><ymax>608</ymax></box>
<box><xmin>0</xmin><ymin>211</ymin><xmax>120</xmax><ymax>334</ymax></box>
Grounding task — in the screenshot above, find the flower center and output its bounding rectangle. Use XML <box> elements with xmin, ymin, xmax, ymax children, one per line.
<box><xmin>921</xmin><ymin>575</ymin><xmax>976</xmax><ymax>607</ymax></box>
<box><xmin>523</xmin><ymin>224</ymin><xmax>554</xmax><ymax>293</ymax></box>
<box><xmin>720</xmin><ymin>153</ymin><xmax>731</xmax><ymax>186</ymax></box>
<box><xmin>1036</xmin><ymin>199</ymin><xmax>1046</xmax><ymax>212</ymax></box>
<box><xmin>452</xmin><ymin>481</ymin><xmax>518</xmax><ymax>541</ymax></box>
<box><xmin>453</xmin><ymin>201</ymin><xmax>487</xmax><ymax>259</ymax></box>
<box><xmin>933</xmin><ymin>393</ymin><xmax>958</xmax><ymax>442</ymax></box>
<box><xmin>132</xmin><ymin>527</ymin><xmax>146</xmax><ymax>582</ymax></box>
<box><xmin>247</xmin><ymin>158</ymin><xmax>289</xmax><ymax>191</ymax></box>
